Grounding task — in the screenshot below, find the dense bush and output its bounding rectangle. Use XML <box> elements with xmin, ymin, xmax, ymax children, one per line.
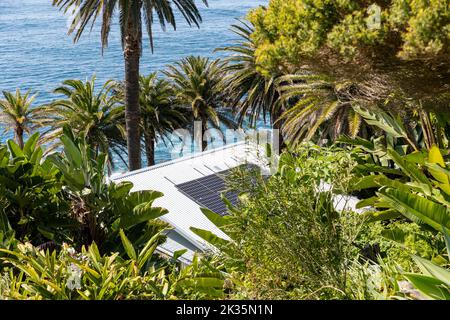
<box><xmin>192</xmin><ymin>144</ymin><xmax>396</xmax><ymax>299</ymax></box>
<box><xmin>0</xmin><ymin>131</ymin><xmax>226</xmax><ymax>300</ymax></box>
<box><xmin>0</xmin><ymin>236</ymin><xmax>225</xmax><ymax>300</ymax></box>
<box><xmin>0</xmin><ymin>133</ymin><xmax>71</xmax><ymax>244</ymax></box>
<box><xmin>249</xmin><ymin>0</ymin><xmax>449</xmax><ymax>109</ymax></box>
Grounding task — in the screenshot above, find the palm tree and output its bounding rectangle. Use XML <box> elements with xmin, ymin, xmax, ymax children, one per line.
<box><xmin>217</xmin><ymin>21</ymin><xmax>282</xmax><ymax>129</ymax></box>
<box><xmin>0</xmin><ymin>89</ymin><xmax>47</xmax><ymax>149</ymax></box>
<box><xmin>276</xmin><ymin>73</ymin><xmax>369</xmax><ymax>144</ymax></box>
<box><xmin>218</xmin><ymin>22</ymin><xmax>368</xmax><ymax>147</ymax></box>
<box><xmin>53</xmin><ymin>0</ymin><xmax>208</xmax><ymax>171</ymax></box>
<box><xmin>139</xmin><ymin>73</ymin><xmax>187</xmax><ymax>166</ymax></box>
<box><xmin>43</xmin><ymin>77</ymin><xmax>127</xmax><ymax>170</ymax></box>
<box><xmin>164</xmin><ymin>56</ymin><xmax>234</xmax><ymax>151</ymax></box>
<box><xmin>113</xmin><ymin>73</ymin><xmax>188</xmax><ymax>166</ymax></box>
<box><xmin>217</xmin><ymin>20</ymin><xmax>285</xmax><ymax>149</ymax></box>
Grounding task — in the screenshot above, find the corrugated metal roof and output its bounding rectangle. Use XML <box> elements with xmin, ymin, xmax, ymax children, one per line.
<box><xmin>112</xmin><ymin>141</ymin><xmax>269</xmax><ymax>263</ymax></box>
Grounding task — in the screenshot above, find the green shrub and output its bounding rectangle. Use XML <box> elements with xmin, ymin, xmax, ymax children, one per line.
<box><xmin>0</xmin><ymin>133</ymin><xmax>72</xmax><ymax>244</ymax></box>
<box><xmin>249</xmin><ymin>0</ymin><xmax>449</xmax><ymax>109</ymax></box>
<box><xmin>192</xmin><ymin>144</ymin><xmax>395</xmax><ymax>299</ymax></box>
<box><xmin>0</xmin><ymin>233</ymin><xmax>225</xmax><ymax>300</ymax></box>
<box><xmin>357</xmin><ymin>220</ymin><xmax>444</xmax><ymax>271</ymax></box>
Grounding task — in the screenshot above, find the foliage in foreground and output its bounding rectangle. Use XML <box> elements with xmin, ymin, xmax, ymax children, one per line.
<box><xmin>0</xmin><ymin>233</ymin><xmax>225</xmax><ymax>300</ymax></box>
<box><xmin>192</xmin><ymin>145</ymin><xmax>395</xmax><ymax>299</ymax></box>
<box><xmin>402</xmin><ymin>229</ymin><xmax>450</xmax><ymax>300</ymax></box>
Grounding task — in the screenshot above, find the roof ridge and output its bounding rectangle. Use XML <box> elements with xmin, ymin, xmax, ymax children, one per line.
<box><xmin>113</xmin><ymin>141</ymin><xmax>248</xmax><ymax>180</ymax></box>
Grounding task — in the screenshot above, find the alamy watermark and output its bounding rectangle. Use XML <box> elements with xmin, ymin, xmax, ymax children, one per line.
<box><xmin>366</xmin><ymin>4</ymin><xmax>381</xmax><ymax>30</ymax></box>
<box><xmin>168</xmin><ymin>121</ymin><xmax>281</xmax><ymax>175</ymax></box>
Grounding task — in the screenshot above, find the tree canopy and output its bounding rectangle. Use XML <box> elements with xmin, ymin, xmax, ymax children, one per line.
<box><xmin>249</xmin><ymin>0</ymin><xmax>450</xmax><ymax>110</ymax></box>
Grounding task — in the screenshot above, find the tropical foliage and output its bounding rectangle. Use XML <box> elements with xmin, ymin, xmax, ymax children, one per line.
<box><xmin>43</xmin><ymin>77</ymin><xmax>127</xmax><ymax>170</ymax></box>
<box><xmin>0</xmin><ymin>90</ymin><xmax>48</xmax><ymax>149</ymax></box>
<box><xmin>53</xmin><ymin>0</ymin><xmax>209</xmax><ymax>170</ymax></box>
<box><xmin>164</xmin><ymin>56</ymin><xmax>236</xmax><ymax>151</ymax></box>
<box><xmin>0</xmin><ymin>131</ymin><xmax>224</xmax><ymax>300</ymax></box>
<box><xmin>0</xmin><ymin>235</ymin><xmax>224</xmax><ymax>300</ymax></box>
<box><xmin>0</xmin><ymin>133</ymin><xmax>70</xmax><ymax>244</ymax></box>
<box><xmin>0</xmin><ymin>0</ymin><xmax>449</xmax><ymax>301</ymax></box>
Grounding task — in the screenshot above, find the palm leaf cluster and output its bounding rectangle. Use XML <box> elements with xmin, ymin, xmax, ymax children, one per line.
<box><xmin>276</xmin><ymin>73</ymin><xmax>368</xmax><ymax>145</ymax></box>
<box><xmin>217</xmin><ymin>20</ymin><xmax>281</xmax><ymax>128</ymax></box>
<box><xmin>41</xmin><ymin>77</ymin><xmax>127</xmax><ymax>169</ymax></box>
<box><xmin>217</xmin><ymin>20</ymin><xmax>370</xmax><ymax>147</ymax></box>
<box><xmin>0</xmin><ymin>90</ymin><xmax>49</xmax><ymax>149</ymax></box>
<box><xmin>163</xmin><ymin>55</ymin><xmax>236</xmax><ymax>151</ymax></box>
<box><xmin>53</xmin><ymin>0</ymin><xmax>208</xmax><ymax>50</ymax></box>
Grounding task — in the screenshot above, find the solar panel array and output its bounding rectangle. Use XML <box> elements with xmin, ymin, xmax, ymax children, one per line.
<box><xmin>175</xmin><ymin>166</ymin><xmax>247</xmax><ymax>216</ymax></box>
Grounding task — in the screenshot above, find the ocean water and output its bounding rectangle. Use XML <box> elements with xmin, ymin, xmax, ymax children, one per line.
<box><xmin>0</xmin><ymin>0</ymin><xmax>269</xmax><ymax>171</ymax></box>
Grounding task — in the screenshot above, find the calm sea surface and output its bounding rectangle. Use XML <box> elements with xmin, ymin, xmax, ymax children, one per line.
<box><xmin>0</xmin><ymin>0</ymin><xmax>268</xmax><ymax>171</ymax></box>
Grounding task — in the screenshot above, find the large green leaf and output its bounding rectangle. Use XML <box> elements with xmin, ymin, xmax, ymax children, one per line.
<box><xmin>200</xmin><ymin>207</ymin><xmax>231</xmax><ymax>230</ymax></box>
<box><xmin>189</xmin><ymin>227</ymin><xmax>230</xmax><ymax>248</ymax></box>
<box><xmin>137</xmin><ymin>230</ymin><xmax>165</xmax><ymax>269</ymax></box>
<box><xmin>426</xmin><ymin>163</ymin><xmax>450</xmax><ymax>195</ymax></box>
<box><xmin>119</xmin><ymin>229</ymin><xmax>137</xmax><ymax>260</ymax></box>
<box><xmin>403</xmin><ymin>273</ymin><xmax>450</xmax><ymax>300</ymax></box>
<box><xmin>60</xmin><ymin>135</ymin><xmax>82</xmax><ymax>168</ymax></box>
<box><xmin>412</xmin><ymin>255</ymin><xmax>450</xmax><ymax>287</ymax></box>
<box><xmin>7</xmin><ymin>140</ymin><xmax>24</xmax><ymax>158</ymax></box>
<box><xmin>355</xmin><ymin>164</ymin><xmax>403</xmax><ymax>176</ymax></box>
<box><xmin>337</xmin><ymin>135</ymin><xmax>375</xmax><ymax>152</ymax></box>
<box><xmin>173</xmin><ymin>249</ymin><xmax>188</xmax><ymax>261</ymax></box>
<box><xmin>23</xmin><ymin>132</ymin><xmax>40</xmax><ymax>158</ymax></box>
<box><xmin>348</xmin><ymin>175</ymin><xmax>380</xmax><ymax>191</ymax></box>
<box><xmin>115</xmin><ymin>190</ymin><xmax>168</xmax><ymax>229</ymax></box>
<box><xmin>356</xmin><ymin>196</ymin><xmax>377</xmax><ymax>209</ymax></box>
<box><xmin>126</xmin><ymin>190</ymin><xmax>165</xmax><ymax>206</ymax></box>
<box><xmin>387</xmin><ymin>148</ymin><xmax>430</xmax><ymax>185</ymax></box>
<box><xmin>120</xmin><ymin>206</ymin><xmax>168</xmax><ymax>230</ymax></box>
<box><xmin>354</xmin><ymin>106</ymin><xmax>410</xmax><ymax>141</ymax></box>
<box><xmin>363</xmin><ymin>209</ymin><xmax>401</xmax><ymax>222</ymax></box>
<box><xmin>109</xmin><ymin>181</ymin><xmax>134</xmax><ymax>200</ymax></box>
<box><xmin>378</xmin><ymin>188</ymin><xmax>450</xmax><ymax>232</ymax></box>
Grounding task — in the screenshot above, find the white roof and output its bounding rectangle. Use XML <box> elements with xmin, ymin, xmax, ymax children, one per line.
<box><xmin>112</xmin><ymin>141</ymin><xmax>270</xmax><ymax>262</ymax></box>
<box><xmin>111</xmin><ymin>135</ymin><xmax>365</xmax><ymax>264</ymax></box>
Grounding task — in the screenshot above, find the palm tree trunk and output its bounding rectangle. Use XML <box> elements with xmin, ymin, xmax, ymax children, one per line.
<box><xmin>16</xmin><ymin>125</ymin><xmax>24</xmax><ymax>149</ymax></box>
<box><xmin>202</xmin><ymin>119</ymin><xmax>208</xmax><ymax>151</ymax></box>
<box><xmin>124</xmin><ymin>17</ymin><xmax>142</xmax><ymax>171</ymax></box>
<box><xmin>144</xmin><ymin>131</ymin><xmax>155</xmax><ymax>166</ymax></box>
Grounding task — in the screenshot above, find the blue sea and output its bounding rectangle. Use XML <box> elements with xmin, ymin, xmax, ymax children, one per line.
<box><xmin>0</xmin><ymin>0</ymin><xmax>269</xmax><ymax>171</ymax></box>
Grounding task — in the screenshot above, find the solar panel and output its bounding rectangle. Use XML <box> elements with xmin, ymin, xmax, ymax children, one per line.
<box><xmin>175</xmin><ymin>164</ymin><xmax>255</xmax><ymax>216</ymax></box>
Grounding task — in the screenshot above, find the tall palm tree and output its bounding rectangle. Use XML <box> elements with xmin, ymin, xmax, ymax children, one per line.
<box><xmin>53</xmin><ymin>0</ymin><xmax>208</xmax><ymax>171</ymax></box>
<box><xmin>113</xmin><ymin>73</ymin><xmax>188</xmax><ymax>166</ymax></box>
<box><xmin>217</xmin><ymin>20</ymin><xmax>285</xmax><ymax>150</ymax></box>
<box><xmin>43</xmin><ymin>77</ymin><xmax>127</xmax><ymax>170</ymax></box>
<box><xmin>217</xmin><ymin>20</ymin><xmax>282</xmax><ymax>128</ymax></box>
<box><xmin>0</xmin><ymin>89</ymin><xmax>47</xmax><ymax>148</ymax></box>
<box><xmin>164</xmin><ymin>56</ymin><xmax>234</xmax><ymax>151</ymax></box>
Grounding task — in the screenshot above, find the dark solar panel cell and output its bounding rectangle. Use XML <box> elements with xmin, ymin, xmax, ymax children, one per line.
<box><xmin>175</xmin><ymin>165</ymin><xmax>252</xmax><ymax>216</ymax></box>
